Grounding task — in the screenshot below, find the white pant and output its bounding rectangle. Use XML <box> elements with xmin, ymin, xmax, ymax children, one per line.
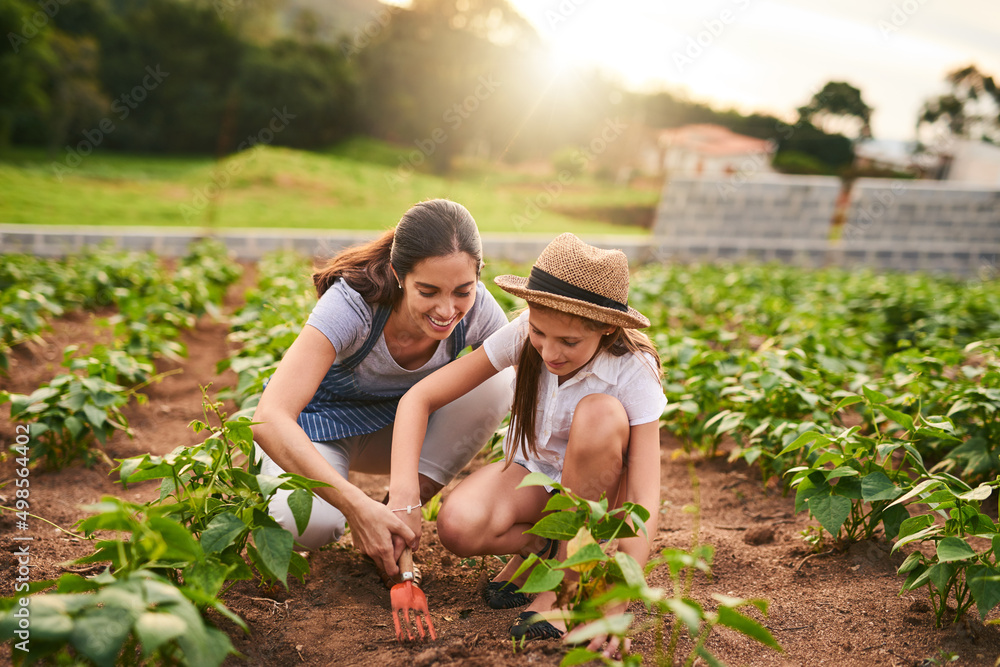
<box><xmin>258</xmin><ymin>367</ymin><xmax>514</xmax><ymax>549</ymax></box>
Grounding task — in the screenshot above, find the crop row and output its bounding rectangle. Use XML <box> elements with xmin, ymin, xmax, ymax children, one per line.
<box><xmin>627</xmin><ymin>261</ymin><xmax>1000</xmax><ymax>626</ymax></box>
<box><xmin>1</xmin><ymin>248</ymin><xmax>322</xmax><ymax>666</ymax></box>
<box><xmin>1</xmin><ymin>241</ymin><xmax>243</xmax><ymax>469</ymax></box>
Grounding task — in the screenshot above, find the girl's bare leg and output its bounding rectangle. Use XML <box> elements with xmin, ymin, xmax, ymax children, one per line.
<box><xmin>522</xmin><ymin>393</ymin><xmax>631</xmax><ymax>626</ymax></box>
<box><xmin>436</xmin><ymin>461</ymin><xmax>551</xmax><ymax>558</ymax></box>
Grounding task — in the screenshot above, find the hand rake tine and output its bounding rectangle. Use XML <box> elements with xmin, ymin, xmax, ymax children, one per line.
<box><xmin>403</xmin><ymin>606</ymin><xmax>414</xmax><ymax>641</ymax></box>
<box><xmin>423</xmin><ymin>611</ymin><xmax>437</xmax><ymax>641</ymax></box>
<box><xmin>392</xmin><ymin>609</ymin><xmax>403</xmax><ymax>641</ymax></box>
<box><xmin>414</xmin><ymin>612</ymin><xmax>426</xmax><ymax>640</ymax></box>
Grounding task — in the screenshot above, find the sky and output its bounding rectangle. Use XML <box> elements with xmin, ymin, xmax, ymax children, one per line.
<box><xmin>503</xmin><ymin>0</ymin><xmax>1000</xmax><ymax>141</ymax></box>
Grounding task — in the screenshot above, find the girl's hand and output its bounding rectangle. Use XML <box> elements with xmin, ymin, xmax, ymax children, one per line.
<box><xmin>576</xmin><ymin>602</ymin><xmax>632</xmax><ymax>660</ymax></box>
<box><xmin>387</xmin><ymin>494</ymin><xmax>424</xmax><ymax>550</ymax></box>
<box><xmin>345</xmin><ymin>495</ymin><xmax>416</xmax><ymax>577</ymax></box>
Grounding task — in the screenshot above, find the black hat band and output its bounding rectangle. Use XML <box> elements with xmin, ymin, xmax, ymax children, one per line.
<box><xmin>526</xmin><ymin>267</ymin><xmax>628</xmax><ymax>313</ymax></box>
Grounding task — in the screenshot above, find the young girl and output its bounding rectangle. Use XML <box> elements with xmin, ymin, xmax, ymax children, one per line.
<box><xmin>251</xmin><ymin>199</ymin><xmax>513</xmax><ymax>581</ymax></box>
<box><xmin>389</xmin><ymin>233</ymin><xmax>665</xmax><ymax>653</ymax></box>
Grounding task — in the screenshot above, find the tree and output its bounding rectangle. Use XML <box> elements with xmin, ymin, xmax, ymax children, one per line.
<box><xmin>797</xmin><ymin>81</ymin><xmax>873</xmax><ymax>141</ymax></box>
<box><xmin>0</xmin><ymin>0</ymin><xmax>56</xmax><ymax>148</ymax></box>
<box><xmin>44</xmin><ymin>32</ymin><xmax>110</xmax><ymax>155</ymax></box>
<box><xmin>917</xmin><ymin>65</ymin><xmax>1000</xmax><ymax>144</ymax></box>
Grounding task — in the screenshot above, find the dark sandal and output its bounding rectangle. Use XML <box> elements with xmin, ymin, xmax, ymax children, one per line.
<box><xmin>485</xmin><ymin>581</ymin><xmax>531</xmax><ymax>609</ymax></box>
<box><xmin>509</xmin><ymin>611</ymin><xmax>564</xmax><ymax>640</ymax></box>
<box><xmin>485</xmin><ymin>540</ymin><xmax>558</xmax><ymax>609</ymax></box>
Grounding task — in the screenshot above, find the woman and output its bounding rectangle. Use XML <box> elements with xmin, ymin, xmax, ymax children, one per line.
<box><xmin>251</xmin><ymin>199</ymin><xmax>513</xmax><ymax>579</ymax></box>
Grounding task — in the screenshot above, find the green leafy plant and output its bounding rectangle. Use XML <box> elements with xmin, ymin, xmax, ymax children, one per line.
<box><xmin>1</xmin><ymin>369</ymin><xmax>131</xmax><ymax>469</ymax></box>
<box><xmin>114</xmin><ymin>392</ymin><xmax>331</xmax><ymax>586</ymax></box>
<box><xmin>0</xmin><ymin>568</ymin><xmax>242</xmax><ymax>667</ymax></box>
<box><xmin>781</xmin><ymin>386</ymin><xmax>960</xmax><ymax>543</ymax></box>
<box><xmin>891</xmin><ymin>475</ymin><xmax>1000</xmax><ymax>626</ymax></box>
<box><xmin>510</xmin><ymin>473</ymin><xmax>781</xmax><ymax>666</ymax></box>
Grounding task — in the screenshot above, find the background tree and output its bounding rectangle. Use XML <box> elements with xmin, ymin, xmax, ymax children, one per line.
<box><xmin>917</xmin><ymin>64</ymin><xmax>1000</xmax><ymax>144</ymax></box>
<box><xmin>796</xmin><ymin>81</ymin><xmax>873</xmax><ymax>141</ymax></box>
<box><xmin>44</xmin><ymin>32</ymin><xmax>110</xmax><ymax>155</ymax></box>
<box><xmin>0</xmin><ymin>0</ymin><xmax>56</xmax><ymax>148</ymax></box>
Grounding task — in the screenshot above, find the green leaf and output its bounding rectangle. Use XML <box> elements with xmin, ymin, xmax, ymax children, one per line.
<box><xmin>861</xmin><ymin>471</ymin><xmax>902</xmax><ymax>502</ymax></box>
<box><xmin>201</xmin><ymin>513</ymin><xmax>246</xmax><ymax>554</ymax></box>
<box><xmin>517</xmin><ymin>472</ymin><xmax>563</xmax><ymax>491</ymax></box>
<box><xmin>716</xmin><ymin>605</ymin><xmax>781</xmax><ymax>651</ymax></box>
<box><xmin>937</xmin><ymin>537</ymin><xmax>977</xmax><ymax>563</ymax></box>
<box><xmin>967</xmin><ymin>565</ymin><xmax>1000</xmax><ymax>620</ymax></box>
<box><xmin>563</xmin><ymin>613</ymin><xmax>633</xmax><ymax>644</ymax></box>
<box><xmin>70</xmin><ymin>607</ymin><xmax>134</xmax><ymax>667</ymax></box>
<box><xmin>135</xmin><ymin>612</ymin><xmax>187</xmax><ymax>658</ymax></box>
<box><xmin>808</xmin><ymin>494</ymin><xmax>851</xmax><ymax>537</ymax></box>
<box><xmin>556</xmin><ymin>543</ymin><xmax>608</xmax><ymax>571</ymax></box>
<box><xmin>861</xmin><ymin>385</ymin><xmax>888</xmax><ymax>405</ymax></box>
<box><xmin>878</xmin><ymin>405</ymin><xmax>913</xmax><ymax>432</ymax></box>
<box><xmin>928</xmin><ymin>562</ymin><xmax>957</xmax><ymax>591</ymax></box>
<box><xmin>561</xmin><ymin>647</ymin><xmax>604</xmax><ymax>666</ymax></box>
<box><xmin>287</xmin><ymin>489</ymin><xmax>313</xmax><ymax>537</ymax></box>
<box><xmin>880</xmin><ymin>503</ymin><xmax>909</xmax><ymax>541</ymax></box>
<box><xmin>694</xmin><ymin>647</ymin><xmax>728</xmax><ymax>667</ymax></box>
<box><xmin>23</xmin><ymin>606</ymin><xmax>73</xmax><ymax>640</ymax></box>
<box><xmin>834</xmin><ymin>395</ymin><xmax>864</xmax><ymax>411</ymax></box>
<box><xmin>544</xmin><ymin>494</ymin><xmax>579</xmax><ymax>512</ymax></box>
<box><xmin>897</xmin><ymin>551</ymin><xmax>925</xmax><ymax>575</ymax></box>
<box><xmin>255</xmin><ymin>474</ymin><xmax>285</xmax><ymax>498</ymax></box>
<box><xmin>526</xmin><ymin>511</ymin><xmax>585</xmax><ymax>541</ymax></box>
<box><xmin>183</xmin><ymin>557</ymin><xmax>233</xmax><ymax>598</ymax></box>
<box><xmin>777</xmin><ymin>430</ymin><xmax>820</xmax><ymax>456</ymax></box>
<box><xmin>82</xmin><ymin>403</ymin><xmax>108</xmax><ymax>429</ymax></box>
<box><xmin>519</xmin><ymin>560</ymin><xmax>565</xmax><ymax>593</ymax></box>
<box><xmin>252</xmin><ymin>526</ymin><xmax>294</xmax><ymax>586</ymax></box>
<box><xmin>664</xmin><ymin>598</ymin><xmax>703</xmax><ymax>635</ymax></box>
<box><xmin>888</xmin><ymin>479</ymin><xmax>943</xmax><ymax>508</ymax></box>
<box><xmin>614</xmin><ymin>552</ymin><xmax>647</xmax><ymax>589</ymax></box>
<box><xmin>959</xmin><ymin>484</ymin><xmax>994</xmax><ymax>502</ymax></box>
<box><xmin>824</xmin><ymin>466</ymin><xmax>860</xmax><ymax>481</ymax></box>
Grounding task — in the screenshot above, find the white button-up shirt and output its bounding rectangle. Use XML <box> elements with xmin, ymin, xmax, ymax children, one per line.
<box><xmin>483</xmin><ymin>311</ymin><xmax>667</xmax><ymax>485</ymax></box>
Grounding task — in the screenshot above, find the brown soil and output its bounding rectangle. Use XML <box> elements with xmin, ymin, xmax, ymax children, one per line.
<box><xmin>3</xmin><ymin>270</ymin><xmax>1000</xmax><ymax>666</ymax></box>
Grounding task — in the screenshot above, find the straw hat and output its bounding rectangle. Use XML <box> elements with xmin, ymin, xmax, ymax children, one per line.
<box><xmin>494</xmin><ymin>233</ymin><xmax>649</xmax><ymax>329</ymax></box>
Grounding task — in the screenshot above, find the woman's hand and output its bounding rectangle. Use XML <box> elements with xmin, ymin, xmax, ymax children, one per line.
<box><xmin>344</xmin><ymin>495</ymin><xmax>416</xmax><ymax>577</ymax></box>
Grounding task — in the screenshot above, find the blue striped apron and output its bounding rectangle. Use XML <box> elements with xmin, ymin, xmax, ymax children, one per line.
<box><xmin>296</xmin><ymin>306</ymin><xmax>467</xmax><ymax>441</ymax></box>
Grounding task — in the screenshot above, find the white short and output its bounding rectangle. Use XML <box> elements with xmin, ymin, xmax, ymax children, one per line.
<box><xmin>257</xmin><ymin>367</ymin><xmax>514</xmax><ymax>549</ymax></box>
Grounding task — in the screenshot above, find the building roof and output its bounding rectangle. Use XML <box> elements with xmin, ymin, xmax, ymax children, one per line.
<box><xmin>657</xmin><ymin>124</ymin><xmax>774</xmax><ymax>157</ymax></box>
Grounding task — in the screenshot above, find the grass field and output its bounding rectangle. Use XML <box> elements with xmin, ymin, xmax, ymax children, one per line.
<box><xmin>0</xmin><ymin>138</ymin><xmax>657</xmax><ymax>235</ymax></box>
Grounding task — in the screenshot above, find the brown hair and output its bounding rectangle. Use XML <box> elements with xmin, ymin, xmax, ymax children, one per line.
<box><xmin>312</xmin><ymin>199</ymin><xmax>483</xmax><ymax>305</ymax></box>
<box><xmin>504</xmin><ymin>304</ymin><xmax>662</xmax><ymax>467</ymax></box>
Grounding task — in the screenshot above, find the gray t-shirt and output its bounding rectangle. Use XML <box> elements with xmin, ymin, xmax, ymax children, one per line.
<box><xmin>305</xmin><ymin>278</ymin><xmax>509</xmax><ymax>395</ymax></box>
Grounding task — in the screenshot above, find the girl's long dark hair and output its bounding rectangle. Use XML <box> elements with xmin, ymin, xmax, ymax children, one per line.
<box><xmin>504</xmin><ymin>304</ymin><xmax>663</xmax><ymax>468</ymax></box>
<box><xmin>312</xmin><ymin>199</ymin><xmax>483</xmax><ymax>304</ymax></box>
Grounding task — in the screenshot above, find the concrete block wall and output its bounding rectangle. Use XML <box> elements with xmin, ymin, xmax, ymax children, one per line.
<box><xmin>653</xmin><ymin>175</ymin><xmax>842</xmax><ymax>241</ymax></box>
<box><xmin>844</xmin><ymin>179</ymin><xmax>1000</xmax><ymax>245</ymax></box>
